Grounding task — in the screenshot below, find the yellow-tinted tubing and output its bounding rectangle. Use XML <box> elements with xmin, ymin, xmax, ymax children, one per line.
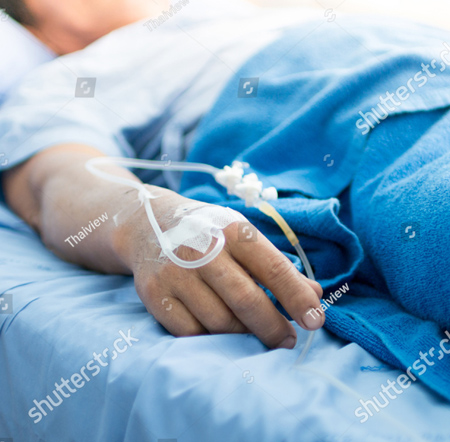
<box><xmin>258</xmin><ymin>201</ymin><xmax>300</xmax><ymax>247</ymax></box>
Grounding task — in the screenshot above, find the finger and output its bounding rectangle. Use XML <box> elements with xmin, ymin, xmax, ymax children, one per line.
<box><xmin>174</xmin><ymin>274</ymin><xmax>249</xmax><ymax>335</ymax></box>
<box><xmin>226</xmin><ymin>224</ymin><xmax>325</xmax><ymax>331</ymax></box>
<box><xmin>199</xmin><ymin>254</ymin><xmax>297</xmax><ymax>349</ymax></box>
<box><xmin>154</xmin><ymin>295</ymin><xmax>209</xmax><ymax>337</ymax></box>
<box><xmin>135</xmin><ymin>275</ymin><xmax>208</xmax><ymax>336</ymax></box>
<box><xmin>298</xmin><ymin>272</ymin><xmax>323</xmax><ymax>299</ymax></box>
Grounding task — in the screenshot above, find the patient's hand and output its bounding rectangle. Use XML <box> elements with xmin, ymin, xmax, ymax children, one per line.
<box><xmin>3</xmin><ymin>144</ymin><xmax>324</xmax><ymax>349</ymax></box>
<box><xmin>115</xmin><ymin>187</ymin><xmax>324</xmax><ymax>349</ymax></box>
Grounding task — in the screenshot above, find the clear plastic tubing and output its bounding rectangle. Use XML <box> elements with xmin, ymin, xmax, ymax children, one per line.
<box><xmin>258</xmin><ymin>201</ymin><xmax>316</xmax><ymax>365</ymax></box>
<box><xmin>85</xmin><ymin>157</ymin><xmax>223</xmax><ymax>269</ymax></box>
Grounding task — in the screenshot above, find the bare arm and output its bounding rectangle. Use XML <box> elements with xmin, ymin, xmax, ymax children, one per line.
<box><xmin>2</xmin><ymin>144</ymin><xmax>324</xmax><ymax>348</ymax></box>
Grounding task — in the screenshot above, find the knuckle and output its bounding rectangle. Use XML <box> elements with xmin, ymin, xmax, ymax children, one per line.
<box><xmin>177</xmin><ymin>323</ymin><xmax>206</xmax><ymax>337</ymax></box>
<box><xmin>212</xmin><ymin>265</ymin><xmax>228</xmax><ymax>281</ymax></box>
<box><xmin>149</xmin><ymin>295</ymin><xmax>172</xmax><ymax>318</ymax></box>
<box><xmin>223</xmin><ymin>225</ymin><xmax>238</xmax><ymax>250</ymax></box>
<box><xmin>224</xmin><ymin>220</ymin><xmax>240</xmax><ymax>236</ymax></box>
<box><xmin>201</xmin><ymin>259</ymin><xmax>229</xmax><ymax>280</ymax></box>
<box><xmin>266</xmin><ymin>255</ymin><xmax>294</xmax><ymax>283</ymax></box>
<box><xmin>160</xmin><ymin>264</ymin><xmax>186</xmax><ymax>286</ymax></box>
<box><xmin>311</xmin><ymin>281</ymin><xmax>323</xmax><ymax>298</ymax></box>
<box><xmin>177</xmin><ymin>244</ymin><xmax>203</xmax><ymax>262</ymax></box>
<box><xmin>208</xmin><ymin>311</ymin><xmax>241</xmax><ymax>334</ymax></box>
<box><xmin>230</xmin><ymin>285</ymin><xmax>263</xmax><ymax>314</ymax></box>
<box><xmin>264</xmin><ymin>322</ymin><xmax>289</xmax><ymax>345</ymax></box>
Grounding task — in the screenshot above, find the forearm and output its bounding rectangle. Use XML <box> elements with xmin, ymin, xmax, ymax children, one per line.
<box><xmin>3</xmin><ymin>144</ymin><xmax>165</xmax><ymax>274</ymax></box>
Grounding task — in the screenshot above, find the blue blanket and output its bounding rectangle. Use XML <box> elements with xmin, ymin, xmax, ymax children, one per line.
<box><xmin>181</xmin><ymin>18</ymin><xmax>450</xmax><ymax>401</ymax></box>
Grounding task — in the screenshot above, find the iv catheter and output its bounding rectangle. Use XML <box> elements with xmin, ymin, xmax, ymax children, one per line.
<box><xmin>85</xmin><ymin>157</ymin><xmax>316</xmax><ymax>364</ymax></box>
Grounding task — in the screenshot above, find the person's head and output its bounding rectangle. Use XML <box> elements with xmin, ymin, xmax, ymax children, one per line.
<box><xmin>0</xmin><ymin>0</ymin><xmax>169</xmax><ymax>55</ymax></box>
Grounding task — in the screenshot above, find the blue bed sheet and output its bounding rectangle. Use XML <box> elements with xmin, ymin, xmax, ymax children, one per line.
<box><xmin>1</xmin><ymin>202</ymin><xmax>449</xmax><ymax>442</ymax></box>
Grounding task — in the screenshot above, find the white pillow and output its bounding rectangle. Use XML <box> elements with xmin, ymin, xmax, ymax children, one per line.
<box><xmin>0</xmin><ymin>14</ymin><xmax>55</xmax><ymax>101</ymax></box>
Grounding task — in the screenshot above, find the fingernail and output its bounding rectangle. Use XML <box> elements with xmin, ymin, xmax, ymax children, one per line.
<box><xmin>277</xmin><ymin>335</ymin><xmax>297</xmax><ymax>350</ymax></box>
<box><xmin>302</xmin><ymin>308</ymin><xmax>324</xmax><ymax>329</ymax></box>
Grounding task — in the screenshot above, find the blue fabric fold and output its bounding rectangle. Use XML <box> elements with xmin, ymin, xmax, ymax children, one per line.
<box><xmin>180</xmin><ymin>18</ymin><xmax>450</xmax><ymax>401</ymax></box>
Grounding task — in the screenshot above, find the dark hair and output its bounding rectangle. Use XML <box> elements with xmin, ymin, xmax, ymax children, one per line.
<box><xmin>0</xmin><ymin>0</ymin><xmax>35</xmax><ymax>25</ymax></box>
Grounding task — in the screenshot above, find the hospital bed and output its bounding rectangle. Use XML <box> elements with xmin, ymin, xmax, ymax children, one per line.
<box><xmin>1</xmin><ymin>6</ymin><xmax>450</xmax><ymax>442</ymax></box>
